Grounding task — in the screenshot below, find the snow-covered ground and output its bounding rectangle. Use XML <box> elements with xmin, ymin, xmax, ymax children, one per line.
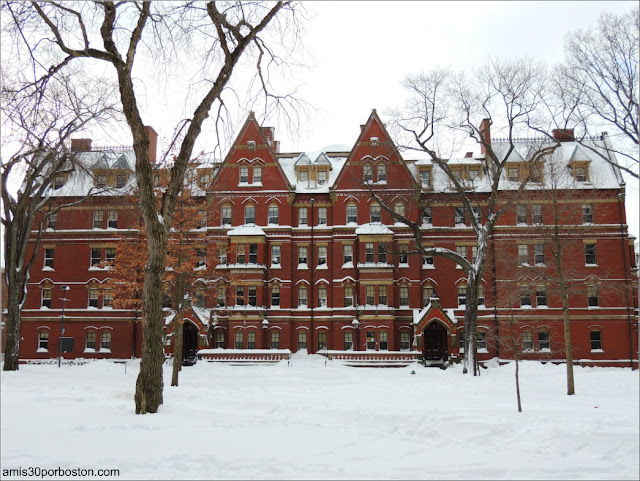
<box><xmin>1</xmin><ymin>354</ymin><xmax>638</xmax><ymax>480</ymax></box>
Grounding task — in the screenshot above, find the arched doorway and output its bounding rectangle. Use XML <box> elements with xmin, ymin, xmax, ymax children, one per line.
<box><xmin>423</xmin><ymin>322</ymin><xmax>448</xmax><ymax>361</ymax></box>
<box><xmin>182</xmin><ymin>322</ymin><xmax>199</xmax><ymax>364</ymax></box>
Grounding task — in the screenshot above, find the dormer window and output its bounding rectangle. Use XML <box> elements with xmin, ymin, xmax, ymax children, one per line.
<box><xmin>299</xmin><ymin>170</ymin><xmax>308</xmax><ymax>182</ymax></box>
<box><xmin>507</xmin><ymin>167</ymin><xmax>519</xmax><ymax>181</ymax></box>
<box><xmin>247</xmin><ymin>140</ymin><xmax>256</xmax><ymax>150</ymax></box>
<box><xmin>575</xmin><ymin>166</ymin><xmax>586</xmax><ymax>182</ymax></box>
<box><xmin>318</xmin><ymin>170</ymin><xmax>328</xmax><ymax>185</ymax></box>
<box><xmin>370</xmin><ymin>137</ymin><xmax>379</xmax><ymax>147</ymax></box>
<box><xmin>199</xmin><ymin>173</ymin><xmax>211</xmax><ymax>189</ymax></box>
<box><xmin>96</xmin><ymin>175</ymin><xmax>107</xmax><ymax>187</ymax></box>
<box><xmin>116</xmin><ymin>174</ymin><xmax>127</xmax><ymax>188</ymax></box>
<box><xmin>239</xmin><ymin>166</ymin><xmax>249</xmax><ymax>183</ymax></box>
<box><xmin>468</xmin><ymin>169</ymin><xmax>479</xmax><ymax>180</ymax></box>
<box><xmin>54</xmin><ymin>175</ymin><xmax>65</xmax><ymax>190</ymax></box>
<box><xmin>569</xmin><ymin>161</ymin><xmax>590</xmax><ymax>182</ymax></box>
<box><xmin>419</xmin><ymin>169</ymin><xmax>431</xmax><ymax>187</ymax></box>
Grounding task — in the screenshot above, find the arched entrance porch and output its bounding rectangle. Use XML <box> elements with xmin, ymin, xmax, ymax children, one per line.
<box><xmin>423</xmin><ymin>321</ymin><xmax>449</xmax><ymax>361</ymax></box>
<box><xmin>182</xmin><ymin>321</ymin><xmax>199</xmax><ymax>365</ymax></box>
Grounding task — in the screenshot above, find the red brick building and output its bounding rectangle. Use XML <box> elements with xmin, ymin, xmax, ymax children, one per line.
<box><xmin>8</xmin><ymin>111</ymin><xmax>638</xmax><ymax>367</ymax></box>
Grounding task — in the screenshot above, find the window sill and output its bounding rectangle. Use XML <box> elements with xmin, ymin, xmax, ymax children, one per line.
<box><xmin>298</xmin><ymin>264</ymin><xmax>308</xmax><ymax>269</ymax></box>
<box><xmin>84</xmin><ymin>348</ymin><xmax>96</xmax><ymax>353</ymax></box>
<box><xmin>588</xmin><ymin>305</ymin><xmax>600</xmax><ymax>309</ymax></box>
<box><xmin>422</xmin><ymin>264</ymin><xmax>435</xmax><ymax>269</ymax></box>
<box><xmin>342</xmin><ymin>262</ymin><xmax>354</xmax><ymax>269</ymax></box>
<box><xmin>477</xmin><ymin>348</ymin><xmax>489</xmax><ymax>354</ymax></box>
<box><xmin>42</xmin><ymin>267</ymin><xmax>54</xmax><ymax>272</ymax></box>
<box><xmin>270</xmin><ymin>264</ymin><xmax>281</xmax><ymax>269</ymax></box>
<box><xmin>88</xmin><ymin>266</ymin><xmax>109</xmax><ymax>271</ymax></box>
<box><xmin>590</xmin><ymin>349</ymin><xmax>604</xmax><ymax>353</ymax></box>
<box><xmin>317</xmin><ymin>264</ymin><xmax>328</xmax><ymax>270</ymax></box>
<box><xmin>36</xmin><ymin>348</ymin><xmax>49</xmax><ymax>353</ymax></box>
<box><xmin>398</xmin><ymin>263</ymin><xmax>409</xmax><ymax>268</ymax></box>
<box><xmin>585</xmin><ymin>264</ymin><xmax>598</xmax><ymax>267</ymax></box>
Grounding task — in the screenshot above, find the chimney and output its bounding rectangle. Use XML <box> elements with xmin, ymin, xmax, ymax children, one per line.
<box><xmin>144</xmin><ymin>126</ymin><xmax>158</xmax><ymax>163</ymax></box>
<box><xmin>465</xmin><ymin>152</ymin><xmax>473</xmax><ymax>158</ymax></box>
<box><xmin>260</xmin><ymin>127</ymin><xmax>274</xmax><ymax>145</ymax></box>
<box><xmin>360</xmin><ymin>125</ymin><xmax>365</xmax><ymax>133</ymax></box>
<box><xmin>479</xmin><ymin>118</ymin><xmax>491</xmax><ymax>155</ymax></box>
<box><xmin>71</xmin><ymin>139</ymin><xmax>92</xmax><ymax>152</ymax></box>
<box><xmin>273</xmin><ymin>140</ymin><xmax>280</xmax><ymax>153</ymax></box>
<box><xmin>552</xmin><ymin>128</ymin><xmax>574</xmax><ymax>142</ymax></box>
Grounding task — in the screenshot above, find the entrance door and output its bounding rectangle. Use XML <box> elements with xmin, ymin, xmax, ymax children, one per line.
<box><xmin>423</xmin><ymin>322</ymin><xmax>448</xmax><ymax>361</ymax></box>
<box><xmin>182</xmin><ymin>322</ymin><xmax>199</xmax><ymax>363</ymax></box>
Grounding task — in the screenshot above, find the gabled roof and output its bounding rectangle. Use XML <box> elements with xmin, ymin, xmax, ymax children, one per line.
<box><xmin>111</xmin><ymin>154</ymin><xmax>131</xmax><ymax>170</ymax></box>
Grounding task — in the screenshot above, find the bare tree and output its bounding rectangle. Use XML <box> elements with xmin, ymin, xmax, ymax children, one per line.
<box><xmin>4</xmin><ymin>1</ymin><xmax>304</xmax><ymax>413</ymax></box>
<box><xmin>1</xmin><ymin>71</ymin><xmax>117</xmax><ymax>371</ymax></box>
<box><xmin>382</xmin><ymin>59</ymin><xmax>561</xmax><ymax>375</ymax></box>
<box><xmin>555</xmin><ymin>7</ymin><xmax>639</xmax><ymax>179</ymax></box>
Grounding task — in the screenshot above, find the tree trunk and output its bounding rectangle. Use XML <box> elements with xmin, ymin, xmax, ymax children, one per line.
<box><xmin>463</xmin><ymin>273</ymin><xmax>480</xmax><ymax>376</ymax></box>
<box><xmin>560</xmin><ymin>284</ymin><xmax>575</xmax><ymax>395</ymax></box>
<box><xmin>3</xmin><ymin>293</ymin><xmax>22</xmax><ymax>371</ymax></box>
<box><xmin>134</xmin><ymin>232</ymin><xmax>166</xmax><ymax>414</ymax></box>
<box><xmin>515</xmin><ymin>355</ymin><xmax>522</xmax><ymax>412</ymax></box>
<box><xmin>171</xmin><ymin>315</ymin><xmax>183</xmax><ymax>387</ymax></box>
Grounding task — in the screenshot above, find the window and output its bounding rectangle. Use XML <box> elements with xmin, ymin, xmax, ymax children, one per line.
<box><xmin>91</xmin><ymin>248</ymin><xmax>101</xmax><ymax>267</ymax></box>
<box><xmin>423</xmin><ymin>286</ymin><xmax>434</xmax><ymax>306</ymax></box>
<box><xmin>346</xmin><ymin>204</ymin><xmax>357</xmax><ymax>224</ymax></box>
<box><xmin>235</xmin><ymin>332</ymin><xmax>243</xmax><ymax>349</ymax></box>
<box><xmin>530</xmin><ymin>165</ymin><xmax>542</xmax><ymax>183</ymax></box>
<box><xmin>366</xmin><ymin>331</ymin><xmax>375</xmax><ymax>350</ymax></box>
<box><xmin>538</xmin><ymin>331</ymin><xmax>550</xmax><ymax>351</ymax></box>
<box><xmin>271</xmin><ymin>286</ymin><xmax>280</xmax><ymax>307</ymax></box>
<box><xmin>42</xmin><ymin>288</ymin><xmax>52</xmax><ymax>308</ymax></box>
<box><xmin>47</xmin><ymin>213</ymin><xmax>57</xmax><ymax>230</ymax></box>
<box><xmin>221</xmin><ymin>205</ymin><xmax>232</xmax><ymax>226</ymax></box>
<box><xmin>270</xmin><ymin>331</ymin><xmax>280</xmax><ymax>349</ymax></box>
<box><xmin>518</xmin><ymin>245</ymin><xmax>529</xmax><ymax>265</ymax></box>
<box><xmin>532</xmin><ymin>205</ymin><xmax>543</xmax><ymax>224</ymax></box>
<box><xmin>115</xmin><ymin>174</ymin><xmax>126</xmax><ymax>188</ymax></box>
<box><xmin>44</xmin><ymin>248</ymin><xmax>54</xmax><ymax>269</ymax></box>
<box><xmin>298</xmin><ymin>331</ymin><xmax>307</xmax><ymax>350</ymax></box>
<box><xmin>298</xmin><ymin>286</ymin><xmax>307</xmax><ymax>307</ymax></box>
<box><xmin>520</xmin><ymin>286</ymin><xmax>531</xmax><ymax>307</ymax></box>
<box><xmin>196</xmin><ymin>210</ymin><xmax>207</xmax><ymax>228</ymax></box>
<box><xmin>344</xmin><ymin>331</ymin><xmax>353</xmax><ymax>350</ymax></box>
<box><xmin>400</xmin><ymin>331</ymin><xmax>410</xmax><ymax>351</ymax></box>
<box><xmin>468</xmin><ymin>169</ymin><xmax>480</xmax><ymax>181</ymax></box>
<box><xmin>101</xmin><ymin>332</ymin><xmax>112</xmax><ymax>351</ymax></box>
<box><xmin>318</xmin><ymin>170</ymin><xmax>328</xmax><ymax>185</ymax></box>
<box><xmin>451</xmin><ymin>169</ymin><xmax>462</xmax><ymax>181</ymax></box>
<box><xmin>590</xmin><ymin>330</ymin><xmax>602</xmax><ymax>351</ymax></box>
<box><xmin>476</xmin><ymin>332</ymin><xmax>487</xmax><ymax>351</ymax></box>
<box><xmin>534</xmin><ymin>244</ymin><xmax>545</xmax><ymax>265</ymax></box>
<box><xmin>299</xmin><ymin>170</ymin><xmax>308</xmax><ymax>183</ymax></box>
<box><xmin>239</xmin><ymin>166</ymin><xmax>249</xmax><ymax>183</ymax></box>
<box><xmin>104</xmin><ymin>247</ymin><xmax>116</xmax><ymax>265</ymax></box>
<box><xmin>379</xmin><ymin>331</ymin><xmax>388</xmax><ymax>350</ymax></box>
<box><xmin>196</xmin><ymin>173</ymin><xmax>210</xmax><ymax>189</ymax></box>
<box><xmin>454</xmin><ymin>207</ymin><xmax>465</xmax><ymax>225</ymax></box>
<box><xmin>318</xmin><ymin>331</ymin><xmax>327</xmax><ymax>351</ymax></box>
<box><xmin>38</xmin><ymin>331</ymin><xmax>49</xmax><ymax>351</ymax></box>
<box><xmin>107</xmin><ymin>210</ymin><xmax>118</xmax><ymax>229</ymax></box>
<box><xmin>236</xmin><ymin>286</ymin><xmax>245</xmax><ymax>306</ymax></box>
<box><xmin>93</xmin><ymin>210</ymin><xmax>103</xmax><ymax>229</ymax></box>
<box><xmin>318</xmin><ymin>286</ymin><xmax>327</xmax><ymax>307</ymax></box>
<box><xmin>457</xmin><ymin>285</ymin><xmax>467</xmax><ymax>306</ymax></box>
<box><xmin>585</xmin><ymin>243</ymin><xmax>596</xmax><ymax>265</ymax></box>
<box><xmin>218</xmin><ymin>248</ymin><xmax>227</xmax><ymax>265</ymax></box>
<box><xmin>298</xmin><ymin>246</ymin><xmax>308</xmax><ymax>265</ymax></box>
<box><xmin>343</xmin><ymin>244</ymin><xmax>353</xmax><ymax>264</ymax></box>
<box><xmin>370</xmin><ymin>204</ymin><xmax>381</xmax><ymax>223</ymax></box>
<box><xmin>317</xmin><ymin>246</ymin><xmax>327</xmax><ymax>266</ymax></box>
<box><xmin>377</xmin><ymin>164</ymin><xmax>387</xmax><ymax>182</ymax></box>
<box><xmin>587</xmin><ymin>285</ymin><xmax>599</xmax><ymax>307</ymax></box>
<box><xmin>582</xmin><ymin>204</ymin><xmax>593</xmax><ymax>224</ymax></box>
<box><xmin>216</xmin><ymin>332</ymin><xmax>225</xmax><ymax>348</ymax></box>
<box><xmin>399</xmin><ymin>245</ymin><xmax>408</xmax><ymax>265</ymax></box>
<box><xmin>248</xmin><ymin>286</ymin><xmax>257</xmax><ymax>306</ymax></box>
<box><xmin>364</xmin><ymin>164</ymin><xmax>373</xmax><ymax>183</ymax></box>
<box><xmin>536</xmin><ymin>287</ymin><xmax>547</xmax><ymax>307</ymax></box>
<box><xmin>471</xmin><ymin>246</ymin><xmax>478</xmax><ymax>264</ymax></box>
<box><xmin>89</xmin><ymin>288</ymin><xmax>99</xmax><ymax>308</ymax></box>
<box><xmin>575</xmin><ymin>166</ymin><xmax>587</xmax><ymax>182</ymax></box>
<box><xmin>249</xmin><ymin>244</ymin><xmax>257</xmax><ymax>264</ymax></box>
<box><xmin>194</xmin><ymin>248</ymin><xmax>206</xmax><ymax>268</ymax></box>
<box><xmin>394</xmin><ymin>203</ymin><xmax>405</xmax><ymax>220</ymax></box>
<box><xmin>478</xmin><ymin>285</ymin><xmax>485</xmax><ymax>306</ymax></box>
<box><xmin>217</xmin><ymin>287</ymin><xmax>226</xmax><ymax>307</ymax></box>
<box><xmin>422</xmin><ymin>207</ymin><xmax>432</xmax><ymax>224</ymax></box>
<box><xmin>271</xmin><ymin>245</ymin><xmax>281</xmax><ymax>266</ymax></box>
<box><xmin>96</xmin><ymin>175</ymin><xmax>107</xmax><ymax>187</ymax></box>
<box><xmin>507</xmin><ymin>167</ymin><xmax>519</xmax><ymax>181</ymax></box>
<box><xmin>516</xmin><ymin>205</ymin><xmax>527</xmax><ymax>224</ymax></box>
<box><xmin>378</xmin><ymin>243</ymin><xmax>387</xmax><ymax>264</ymax></box>
<box><xmin>299</xmin><ymin>207</ymin><xmax>308</xmax><ymax>226</ymax></box>
<box><xmin>244</xmin><ymin>205</ymin><xmax>255</xmax><ymax>224</ymax></box>
<box><xmin>268</xmin><ymin>205</ymin><xmax>279</xmax><ymax>225</ymax></box>
<box><xmin>54</xmin><ymin>175</ymin><xmax>65</xmax><ymax>189</ymax></box>
<box><xmin>365</xmin><ymin>243</ymin><xmax>374</xmax><ymax>263</ymax></box>
<box><xmin>423</xmin><ymin>253</ymin><xmax>434</xmax><ymax>267</ymax></box>
<box><xmin>419</xmin><ymin>170</ymin><xmax>431</xmax><ymax>187</ymax></box>
<box><xmin>366</xmin><ymin>285</ymin><xmax>375</xmax><ymax>305</ymax></box>
<box><xmin>344</xmin><ymin>286</ymin><xmax>354</xmax><ymax>307</ymax></box>
<box><xmin>456</xmin><ymin>245</ymin><xmax>467</xmax><ymax>261</ymax></box>
<box><xmin>379</xmin><ymin>285</ymin><xmax>387</xmax><ymax>306</ymax></box>
<box><xmin>472</xmin><ymin>207</ymin><xmax>481</xmax><ymax>224</ymax></box>
<box><xmin>522</xmin><ymin>331</ymin><xmax>534</xmax><ymax>351</ymax></box>
<box><xmin>317</xmin><ymin>207</ymin><xmax>327</xmax><ymax>225</ymax></box>
<box><xmin>194</xmin><ymin>291</ymin><xmax>205</xmax><ymax>307</ymax></box>
<box><xmin>247</xmin><ymin>331</ymin><xmax>256</xmax><ymax>349</ymax></box>
<box><xmin>399</xmin><ymin>286</ymin><xmax>409</xmax><ymax>307</ymax></box>
<box><xmin>86</xmin><ymin>331</ymin><xmax>96</xmax><ymax>351</ymax></box>
<box><xmin>253</xmin><ymin>166</ymin><xmax>262</xmax><ymax>184</ymax></box>
<box><xmin>104</xmin><ymin>289</ymin><xmax>114</xmax><ymax>308</ymax></box>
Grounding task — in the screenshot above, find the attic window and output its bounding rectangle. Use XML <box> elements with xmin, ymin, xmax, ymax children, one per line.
<box><xmin>370</xmin><ymin>137</ymin><xmax>379</xmax><ymax>147</ymax></box>
<box><xmin>116</xmin><ymin>174</ymin><xmax>127</xmax><ymax>188</ymax></box>
<box><xmin>247</xmin><ymin>140</ymin><xmax>256</xmax><ymax>150</ymax></box>
<box><xmin>569</xmin><ymin>161</ymin><xmax>590</xmax><ymax>182</ymax></box>
<box><xmin>318</xmin><ymin>170</ymin><xmax>328</xmax><ymax>185</ymax></box>
<box><xmin>96</xmin><ymin>175</ymin><xmax>107</xmax><ymax>187</ymax></box>
<box><xmin>54</xmin><ymin>175</ymin><xmax>66</xmax><ymax>190</ymax></box>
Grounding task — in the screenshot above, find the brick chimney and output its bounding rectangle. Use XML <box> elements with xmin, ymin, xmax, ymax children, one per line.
<box><xmin>552</xmin><ymin>128</ymin><xmax>574</xmax><ymax>142</ymax></box>
<box><xmin>479</xmin><ymin>118</ymin><xmax>491</xmax><ymax>155</ymax></box>
<box><xmin>144</xmin><ymin>126</ymin><xmax>158</xmax><ymax>163</ymax></box>
<box><xmin>71</xmin><ymin>139</ymin><xmax>92</xmax><ymax>152</ymax></box>
<box><xmin>260</xmin><ymin>127</ymin><xmax>274</xmax><ymax>145</ymax></box>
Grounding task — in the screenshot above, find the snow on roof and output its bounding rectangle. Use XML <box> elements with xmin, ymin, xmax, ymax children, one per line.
<box><xmin>227</xmin><ymin>224</ymin><xmax>266</xmax><ymax>236</ymax></box>
<box><xmin>355</xmin><ymin>223</ymin><xmax>393</xmax><ymax>235</ymax></box>
<box><xmin>278</xmin><ymin>151</ymin><xmax>348</xmax><ymax>193</ymax></box>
